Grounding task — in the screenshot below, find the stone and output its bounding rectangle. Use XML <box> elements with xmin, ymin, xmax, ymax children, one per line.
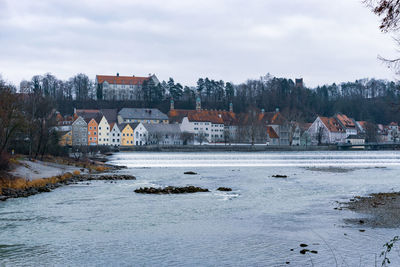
<box><xmin>217</xmin><ymin>187</ymin><xmax>232</xmax><ymax>191</ymax></box>
<box><xmin>134</xmin><ymin>186</ymin><xmax>209</xmax><ymax>194</ymax></box>
<box><xmin>272</xmin><ymin>175</ymin><xmax>288</xmax><ymax>178</ymax></box>
<box><xmin>184</xmin><ymin>171</ymin><xmax>197</xmax><ymax>175</ymax></box>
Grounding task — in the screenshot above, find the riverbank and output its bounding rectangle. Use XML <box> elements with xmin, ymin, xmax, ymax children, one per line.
<box><xmin>0</xmin><ymin>155</ymin><xmax>129</xmax><ymax>201</ymax></box>
<box><xmin>341</xmin><ymin>192</ymin><xmax>400</xmax><ymax>228</ymax></box>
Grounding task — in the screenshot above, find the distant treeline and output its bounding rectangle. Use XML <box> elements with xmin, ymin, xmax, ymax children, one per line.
<box><xmin>18</xmin><ymin>73</ymin><xmax>400</xmax><ymax>124</ymax></box>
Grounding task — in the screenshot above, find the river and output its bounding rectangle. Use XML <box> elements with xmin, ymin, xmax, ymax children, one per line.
<box><xmin>1</xmin><ymin>151</ymin><xmax>400</xmax><ymax>266</ymax></box>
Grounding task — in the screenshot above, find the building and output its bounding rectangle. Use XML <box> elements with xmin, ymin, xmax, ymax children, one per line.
<box><xmin>168</xmin><ymin>98</ymin><xmax>237</xmax><ymax>143</ymax></box>
<box><xmin>346</xmin><ymin>134</ymin><xmax>366</xmax><ymax>145</ymax></box>
<box><xmin>258</xmin><ymin>109</ymin><xmax>290</xmax><ymax>145</ymax></box>
<box><xmin>295</xmin><ymin>78</ymin><xmax>304</xmax><ymax>88</ymax></box>
<box><xmin>72</xmin><ymin>116</ymin><xmax>88</xmax><ymax>146</ymax></box>
<box><xmin>266</xmin><ymin>126</ymin><xmax>279</xmax><ymax>145</ymax></box>
<box><xmin>308</xmin><ymin>116</ymin><xmax>346</xmax><ymax>145</ymax></box>
<box><xmin>110</xmin><ymin>123</ymin><xmax>122</xmax><ymax>147</ymax></box>
<box><xmin>334</xmin><ymin>114</ymin><xmax>357</xmax><ymax>136</ymax></box>
<box><xmin>120</xmin><ymin>123</ymin><xmax>138</xmax><ymax>146</ymax></box>
<box><xmin>96</xmin><ymin>73</ymin><xmax>159</xmax><ymax>101</ymax></box>
<box><xmin>117</xmin><ymin>108</ymin><xmax>169</xmax><ymax>124</ymax></box>
<box><xmin>100</xmin><ymin>109</ymin><xmax>118</xmax><ymax>124</ymax></box>
<box><xmin>97</xmin><ymin>115</ymin><xmax>111</xmax><ymax>145</ymax></box>
<box><xmin>86</xmin><ymin>118</ymin><xmax>99</xmax><ymax>146</ymax></box>
<box><xmin>142</xmin><ymin>123</ymin><xmax>183</xmax><ymax>145</ymax></box>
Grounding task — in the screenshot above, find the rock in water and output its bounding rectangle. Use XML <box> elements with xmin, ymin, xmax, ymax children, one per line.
<box><xmin>272</xmin><ymin>175</ymin><xmax>288</xmax><ymax>178</ymax></box>
<box><xmin>134</xmin><ymin>186</ymin><xmax>209</xmax><ymax>194</ymax></box>
<box><xmin>184</xmin><ymin>171</ymin><xmax>197</xmax><ymax>175</ymax></box>
<box><xmin>217</xmin><ymin>187</ymin><xmax>232</xmax><ymax>191</ymax></box>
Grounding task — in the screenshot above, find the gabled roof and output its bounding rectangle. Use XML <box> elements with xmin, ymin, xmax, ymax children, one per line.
<box><xmin>267</xmin><ymin>126</ymin><xmax>279</xmax><ymax>139</ymax></box>
<box><xmin>96</xmin><ymin>75</ymin><xmax>150</xmax><ymax>85</ymax></box>
<box><xmin>142</xmin><ymin>123</ymin><xmax>182</xmax><ymax>134</ymax></box>
<box><xmin>118</xmin><ymin>108</ymin><xmax>168</xmax><ymax>120</ymax></box>
<box><xmin>76</xmin><ymin>109</ymin><xmax>102</xmax><ymax>120</ymax></box>
<box><xmin>259</xmin><ymin>112</ymin><xmax>287</xmax><ymax>125</ymax></box>
<box><xmin>85</xmin><ymin>117</ymin><xmax>98</xmax><ymax>125</ymax></box>
<box><xmin>100</xmin><ymin>109</ymin><xmax>118</xmax><ymax>123</ymax></box>
<box><xmin>389</xmin><ymin>122</ymin><xmax>399</xmax><ymax>126</ymax></box>
<box><xmin>319</xmin><ymin>116</ymin><xmax>344</xmax><ymax>133</ymax></box>
<box><xmin>118</xmin><ymin>122</ymin><xmax>139</xmax><ymax>131</ymax></box>
<box><xmin>335</xmin><ymin>113</ymin><xmax>356</xmax><ymax>129</ymax></box>
<box><xmin>169</xmin><ymin>109</ymin><xmax>237</xmax><ymax>125</ymax></box>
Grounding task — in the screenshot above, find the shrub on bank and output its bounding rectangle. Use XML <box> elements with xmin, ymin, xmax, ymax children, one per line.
<box><xmin>0</xmin><ymin>152</ymin><xmax>10</xmax><ymax>171</ymax></box>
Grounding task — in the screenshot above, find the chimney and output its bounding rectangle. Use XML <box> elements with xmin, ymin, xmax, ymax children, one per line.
<box><xmin>196</xmin><ymin>97</ymin><xmax>201</xmax><ymax>111</ymax></box>
<box><xmin>170</xmin><ymin>99</ymin><xmax>174</xmax><ymax>111</ymax></box>
<box><xmin>117</xmin><ymin>73</ymin><xmax>120</xmax><ymax>77</ymax></box>
<box><xmin>132</xmin><ymin>75</ymin><xmax>135</xmax><ymax>77</ymax></box>
<box><xmin>229</xmin><ymin>102</ymin><xmax>233</xmax><ymax>112</ymax></box>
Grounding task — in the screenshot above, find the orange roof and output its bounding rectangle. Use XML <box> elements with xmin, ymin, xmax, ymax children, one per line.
<box><xmin>96</xmin><ymin>75</ymin><xmax>150</xmax><ymax>85</ymax></box>
<box><xmin>319</xmin><ymin>116</ymin><xmax>344</xmax><ymax>132</ymax></box>
<box><xmin>267</xmin><ymin>126</ymin><xmax>279</xmax><ymax>139</ymax></box>
<box><xmin>357</xmin><ymin>121</ymin><xmax>367</xmax><ymax>128</ymax></box>
<box><xmin>169</xmin><ymin>109</ymin><xmax>232</xmax><ymax>124</ymax></box>
<box><xmin>335</xmin><ymin>114</ymin><xmax>355</xmax><ymax>128</ymax></box>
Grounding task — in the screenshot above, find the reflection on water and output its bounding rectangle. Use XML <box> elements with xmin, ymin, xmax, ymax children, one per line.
<box><xmin>0</xmin><ymin>151</ymin><xmax>400</xmax><ymax>266</ymax></box>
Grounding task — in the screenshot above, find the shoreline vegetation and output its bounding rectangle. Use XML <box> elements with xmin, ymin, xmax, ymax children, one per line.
<box><xmin>0</xmin><ymin>154</ymin><xmax>133</xmax><ymax>201</ymax></box>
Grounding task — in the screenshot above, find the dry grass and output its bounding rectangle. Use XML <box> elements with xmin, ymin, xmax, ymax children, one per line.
<box><xmin>94</xmin><ymin>165</ymin><xmax>109</xmax><ymax>172</ymax></box>
<box><xmin>0</xmin><ymin>172</ymin><xmax>74</xmax><ymax>193</ymax></box>
<box><xmin>72</xmin><ymin>170</ymin><xmax>80</xmax><ymax>176</ymax></box>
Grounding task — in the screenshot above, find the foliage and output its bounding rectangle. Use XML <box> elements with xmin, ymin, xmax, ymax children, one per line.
<box><xmin>381</xmin><ymin>236</ymin><xmax>399</xmax><ymax>266</ymax></box>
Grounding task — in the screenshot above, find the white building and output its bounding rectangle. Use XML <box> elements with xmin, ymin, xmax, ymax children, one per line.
<box><xmin>96</xmin><ymin>73</ymin><xmax>159</xmax><ymax>101</ymax></box>
<box><xmin>133</xmin><ymin>123</ymin><xmax>148</xmax><ymax>146</ymax></box>
<box><xmin>110</xmin><ymin>123</ymin><xmax>121</xmax><ymax>146</ymax></box>
<box><xmin>308</xmin><ymin>116</ymin><xmax>347</xmax><ymax>145</ymax></box>
<box><xmin>142</xmin><ymin>123</ymin><xmax>183</xmax><ymax>145</ymax></box>
<box><xmin>168</xmin><ymin>98</ymin><xmax>235</xmax><ymax>144</ymax></box>
<box><xmin>97</xmin><ymin>116</ymin><xmax>111</xmax><ymax>145</ymax></box>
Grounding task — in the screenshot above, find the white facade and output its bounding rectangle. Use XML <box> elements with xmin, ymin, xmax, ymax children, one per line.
<box><xmin>133</xmin><ymin>123</ymin><xmax>148</xmax><ymax>146</ymax></box>
<box><xmin>180</xmin><ymin>117</ymin><xmax>224</xmax><ymax>143</ymax></box>
<box><xmin>97</xmin><ymin>116</ymin><xmax>110</xmax><ymax>145</ymax></box>
<box><xmin>308</xmin><ymin>117</ymin><xmax>347</xmax><ymax>145</ymax></box>
<box><xmin>110</xmin><ymin>124</ymin><xmax>121</xmax><ymax>146</ymax></box>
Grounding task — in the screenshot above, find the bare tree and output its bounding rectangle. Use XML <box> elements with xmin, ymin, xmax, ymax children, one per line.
<box><xmin>196</xmin><ymin>131</ymin><xmax>207</xmax><ymax>145</ymax></box>
<box><xmin>181</xmin><ymin>132</ymin><xmax>194</xmax><ymax>145</ymax></box>
<box><xmin>365</xmin><ymin>122</ymin><xmax>378</xmax><ymax>143</ymax></box>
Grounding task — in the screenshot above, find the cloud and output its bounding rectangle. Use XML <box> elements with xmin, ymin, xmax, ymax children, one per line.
<box><xmin>0</xmin><ymin>0</ymin><xmax>398</xmax><ymax>87</ymax></box>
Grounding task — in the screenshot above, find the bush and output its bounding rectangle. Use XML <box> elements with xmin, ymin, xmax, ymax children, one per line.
<box><xmin>72</xmin><ymin>170</ymin><xmax>80</xmax><ymax>176</ymax></box>
<box><xmin>0</xmin><ymin>152</ymin><xmax>10</xmax><ymax>171</ymax></box>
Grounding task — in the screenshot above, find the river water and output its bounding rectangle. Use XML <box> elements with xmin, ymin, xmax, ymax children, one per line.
<box><xmin>1</xmin><ymin>151</ymin><xmax>400</xmax><ymax>266</ymax></box>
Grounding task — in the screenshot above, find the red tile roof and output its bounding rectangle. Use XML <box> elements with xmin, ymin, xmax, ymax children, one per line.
<box><xmin>267</xmin><ymin>126</ymin><xmax>279</xmax><ymax>139</ymax></box>
<box><xmin>319</xmin><ymin>117</ymin><xmax>344</xmax><ymax>132</ymax></box>
<box><xmin>96</xmin><ymin>75</ymin><xmax>150</xmax><ymax>85</ymax></box>
<box><xmin>335</xmin><ymin>114</ymin><xmax>355</xmax><ymax>128</ymax></box>
<box><xmin>168</xmin><ymin>109</ymin><xmax>233</xmax><ymax>124</ymax></box>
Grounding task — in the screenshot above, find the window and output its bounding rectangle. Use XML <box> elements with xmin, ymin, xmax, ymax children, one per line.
<box><xmin>90</xmin><ymin>127</ymin><xmax>92</xmax><ymax>130</ymax></box>
<box><xmin>90</xmin><ymin>137</ymin><xmax>92</xmax><ymax>141</ymax></box>
<box><xmin>94</xmin><ymin>132</ymin><xmax>96</xmax><ymax>135</ymax></box>
<box><xmin>99</xmin><ymin>127</ymin><xmax>101</xmax><ymax>130</ymax></box>
<box><xmin>113</xmin><ymin>133</ymin><xmax>115</xmax><ymax>137</ymax></box>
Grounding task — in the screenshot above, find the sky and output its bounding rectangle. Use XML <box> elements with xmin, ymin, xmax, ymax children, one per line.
<box><xmin>0</xmin><ymin>0</ymin><xmax>399</xmax><ymax>88</ymax></box>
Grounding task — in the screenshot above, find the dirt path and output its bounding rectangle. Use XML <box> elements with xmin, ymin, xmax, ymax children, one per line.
<box><xmin>10</xmin><ymin>160</ymin><xmax>86</xmax><ymax>180</ymax></box>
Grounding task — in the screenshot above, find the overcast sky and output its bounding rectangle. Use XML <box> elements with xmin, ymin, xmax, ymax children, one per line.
<box><xmin>0</xmin><ymin>0</ymin><xmax>398</xmax><ymax>87</ymax></box>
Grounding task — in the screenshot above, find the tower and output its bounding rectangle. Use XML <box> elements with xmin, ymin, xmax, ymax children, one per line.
<box><xmin>170</xmin><ymin>99</ymin><xmax>174</xmax><ymax>111</ymax></box>
<box><xmin>196</xmin><ymin>97</ymin><xmax>201</xmax><ymax>111</ymax></box>
<box><xmin>229</xmin><ymin>102</ymin><xmax>233</xmax><ymax>112</ymax></box>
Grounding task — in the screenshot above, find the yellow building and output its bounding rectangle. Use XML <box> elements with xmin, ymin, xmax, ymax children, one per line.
<box><xmin>59</xmin><ymin>131</ymin><xmax>72</xmax><ymax>146</ymax></box>
<box><xmin>120</xmin><ymin>123</ymin><xmax>138</xmax><ymax>146</ymax></box>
